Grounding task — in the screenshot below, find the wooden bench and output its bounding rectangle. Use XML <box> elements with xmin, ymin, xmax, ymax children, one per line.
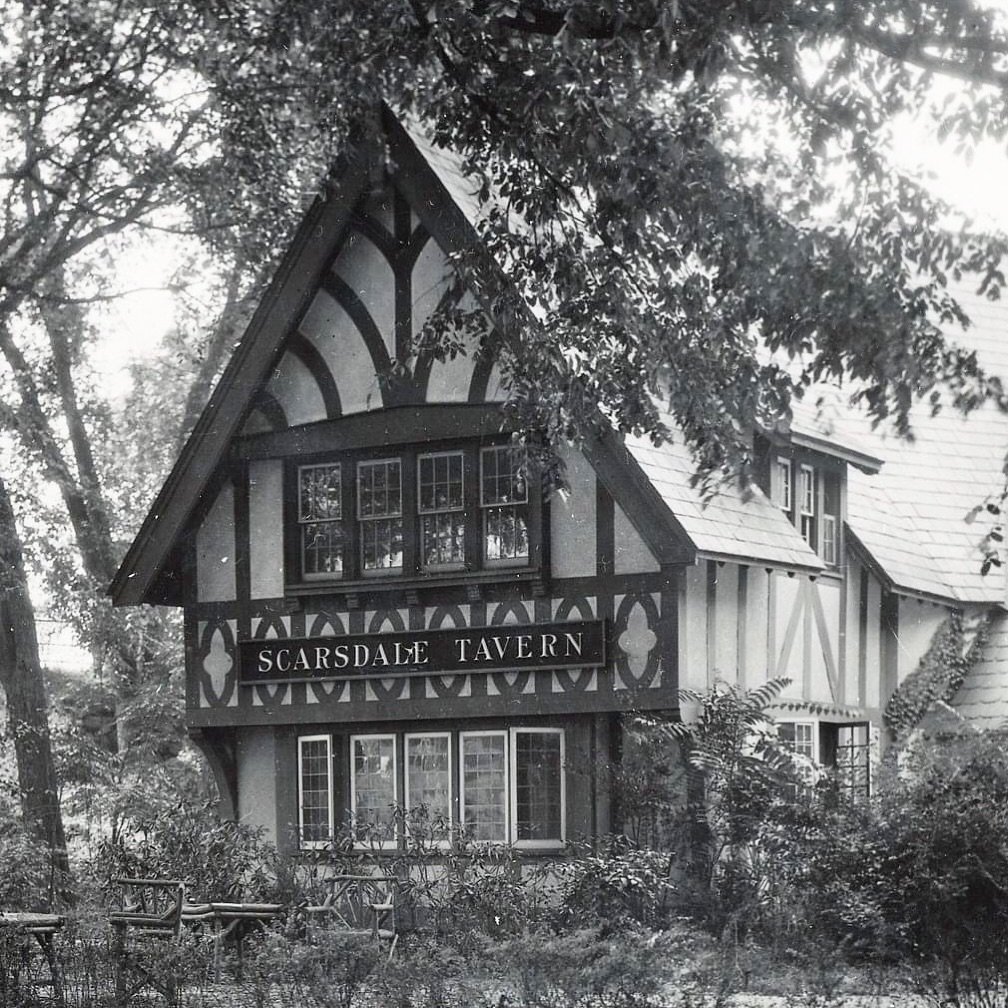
<box><xmin>0</xmin><ymin>912</ymin><xmax>65</xmax><ymax>1004</ymax></box>
<box><xmin>109</xmin><ymin>877</ymin><xmax>184</xmax><ymax>1007</ymax></box>
<box><xmin>302</xmin><ymin>874</ymin><xmax>399</xmax><ymax>957</ymax></box>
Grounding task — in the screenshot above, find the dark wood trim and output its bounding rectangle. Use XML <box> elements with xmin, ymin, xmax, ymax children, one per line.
<box><xmin>110</xmin><ymin>139</ymin><xmax>375</xmax><ymax>606</ymax></box>
<box><xmin>858</xmin><ymin>564</ymin><xmax>869</xmax><ymax>708</ymax></box>
<box><xmin>186</xmin><ymin>569</ymin><xmax>674</xmax><ymax>621</ymax></box>
<box><xmin>581</xmin><ymin>428</ymin><xmax>694</xmax><ymax>567</ymax></box>
<box><xmin>320</xmin><ymin>271</ymin><xmax>394</xmax><ymax>391</ymax></box>
<box><xmin>596</xmin><ymin>481</ymin><xmax>614</xmax><ymax>577</ymax></box>
<box><xmin>468</xmin><ymin>345</ymin><xmax>497</xmax><ymax>403</ymax></box>
<box><xmin>251</xmin><ymin>391</ymin><xmax>289</xmax><ymax>432</ymax></box>
<box><xmin>881</xmin><ymin>590</ymin><xmax>899</xmax><ymax>709</ymax></box>
<box><xmin>236</xmin><ymin>404</ymin><xmax>510</xmax><ymax>460</ymax></box>
<box><xmin>736</xmin><ymin>565</ymin><xmax>748</xmax><ymax>690</ymax></box>
<box><xmin>233</xmin><ymin>461</ymin><xmax>251</xmax><ymax>606</ymax></box>
<box><xmin>660</xmin><ymin>565</ymin><xmax>681</xmax><ymax>699</ymax></box>
<box><xmin>350</xmin><ymin>214</ymin><xmax>399</xmax><ymax>264</ymax></box>
<box><xmin>401</xmin><ymin>222</ymin><xmax>431</xmax><ymax>270</ymax></box>
<box><xmin>705</xmin><ymin>560</ymin><xmax>717</xmax><ymax>686</ymax></box>
<box><xmin>393</xmin><ymin>188</ymin><xmax>413</xmax><ymax>367</ymax></box>
<box><xmin>288</xmin><ymin>332</ymin><xmax>342</xmax><ymax>419</ymax></box>
<box><xmin>188</xmin><ymin>728</ymin><xmax>238</xmax><ymax>820</ymax></box>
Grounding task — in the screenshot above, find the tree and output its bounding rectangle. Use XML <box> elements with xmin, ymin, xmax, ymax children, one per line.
<box><xmin>0</xmin><ymin>0</ymin><xmax>277</xmax><ymax>852</ymax></box>
<box><xmin>172</xmin><ymin>0</ymin><xmax>1008</xmax><ymax>487</ymax></box>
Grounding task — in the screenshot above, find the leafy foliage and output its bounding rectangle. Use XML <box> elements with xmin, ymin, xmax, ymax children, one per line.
<box><xmin>884</xmin><ymin>610</ymin><xmax>989</xmax><ymax>737</ymax></box>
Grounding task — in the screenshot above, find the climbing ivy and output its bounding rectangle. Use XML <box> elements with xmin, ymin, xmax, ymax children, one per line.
<box><xmin>883</xmin><ymin>610</ymin><xmax>989</xmax><ymax>737</ymax></box>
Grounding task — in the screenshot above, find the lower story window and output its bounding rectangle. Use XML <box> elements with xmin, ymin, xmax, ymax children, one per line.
<box><xmin>297</xmin><ymin>726</ymin><xmax>566</xmax><ymax>850</ymax></box>
<box><xmin>405</xmin><ymin>733</ymin><xmax>452</xmax><ymax>844</ymax></box>
<box><xmin>297</xmin><ymin>735</ymin><xmax>333</xmax><ymax>848</ymax></box>
<box><xmin>351</xmin><ymin>734</ymin><xmax>398</xmax><ymax>848</ymax></box>
<box><xmin>778</xmin><ymin>719</ymin><xmax>872</xmax><ymax>799</ymax></box>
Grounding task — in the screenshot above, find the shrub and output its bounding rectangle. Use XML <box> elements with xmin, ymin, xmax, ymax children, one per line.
<box><xmin>550</xmin><ymin>837</ymin><xmax>675</xmax><ymax>931</ymax></box>
<box><xmin>803</xmin><ymin>732</ymin><xmax>1008</xmax><ymax>983</ymax></box>
<box><xmin>87</xmin><ymin>799</ymin><xmax>281</xmax><ymax>901</ymax></box>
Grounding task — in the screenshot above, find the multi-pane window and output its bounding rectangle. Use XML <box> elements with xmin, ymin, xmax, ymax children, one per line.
<box><xmin>351</xmin><ymin>734</ymin><xmax>398</xmax><ymax>848</ymax></box>
<box><xmin>481</xmin><ymin>446</ymin><xmax>529</xmax><ymax>563</ymax></box>
<box><xmin>298</xmin><ymin>735</ymin><xmax>333</xmax><ymax>847</ymax></box>
<box><xmin>299</xmin><ymin>464</ymin><xmax>343</xmax><ymax>578</ymax></box>
<box><xmin>771</xmin><ymin>457</ymin><xmax>792</xmax><ymax>512</ymax></box>
<box><xmin>405</xmin><ymin>733</ymin><xmax>452</xmax><ymax>844</ymax></box>
<box><xmin>799</xmin><ymin>465</ymin><xmax>816</xmax><ymax>548</ymax></box>
<box><xmin>290</xmin><ymin>442</ymin><xmax>538</xmax><ymax>584</ymax></box>
<box><xmin>821</xmin><ymin>474</ymin><xmax>840</xmax><ymax>567</ymax></box>
<box><xmin>358</xmin><ymin>459</ymin><xmax>403</xmax><ymax>572</ymax></box>
<box><xmin>460</xmin><ymin>732</ymin><xmax>508</xmax><ymax>843</ymax></box>
<box><xmin>298</xmin><ymin>727</ymin><xmax>566</xmax><ymax>850</ymax></box>
<box><xmin>512</xmin><ymin>729</ymin><xmax>564</xmax><ymax>846</ymax></box>
<box><xmin>418</xmin><ymin>452</ymin><xmax>466</xmax><ymax>569</ymax></box>
<box><xmin>779</xmin><ymin>720</ymin><xmax>816</xmax><ymax>760</ymax></box>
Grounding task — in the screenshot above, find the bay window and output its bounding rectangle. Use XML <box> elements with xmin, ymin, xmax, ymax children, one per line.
<box><xmin>481</xmin><ymin>445</ymin><xmax>530</xmax><ymax>564</ymax></box>
<box><xmin>763</xmin><ymin>447</ymin><xmax>841</xmax><ymax>569</ymax></box>
<box><xmin>418</xmin><ymin>452</ymin><xmax>466</xmax><ymax>570</ymax></box>
<box><xmin>358</xmin><ymin>459</ymin><xmax>403</xmax><ymax>573</ymax></box>
<box><xmin>289</xmin><ymin>439</ymin><xmax>540</xmax><ymax>586</ymax></box>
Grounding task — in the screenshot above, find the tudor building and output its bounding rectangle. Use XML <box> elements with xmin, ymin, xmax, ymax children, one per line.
<box><xmin>111</xmin><ymin>106</ymin><xmax>1008</xmax><ymax>854</ymax></box>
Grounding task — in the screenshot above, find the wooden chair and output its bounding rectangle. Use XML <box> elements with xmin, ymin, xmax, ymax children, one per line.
<box><xmin>303</xmin><ymin>874</ymin><xmax>398</xmax><ymax>957</ymax></box>
<box><xmin>109</xmin><ymin>878</ymin><xmax>184</xmax><ymax>1007</ymax></box>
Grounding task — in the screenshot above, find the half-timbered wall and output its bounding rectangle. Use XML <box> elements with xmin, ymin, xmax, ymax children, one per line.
<box><xmin>676</xmin><ymin>547</ymin><xmax>947</xmax><ymax>722</ymax></box>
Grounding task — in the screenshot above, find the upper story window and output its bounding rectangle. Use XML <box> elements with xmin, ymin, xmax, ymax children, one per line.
<box><xmin>418</xmin><ymin>452</ymin><xmax>465</xmax><ymax>570</ymax></box>
<box><xmin>288</xmin><ymin>439</ymin><xmax>541</xmax><ymax>587</ymax></box>
<box><xmin>763</xmin><ymin>445</ymin><xmax>841</xmax><ymax>570</ymax></box>
<box><xmin>298</xmin><ymin>464</ymin><xmax>343</xmax><ymax>579</ymax></box>
<box><xmin>481</xmin><ymin>445</ymin><xmax>529</xmax><ymax>565</ymax></box>
<box><xmin>358</xmin><ymin>459</ymin><xmax>403</xmax><ymax>573</ymax></box>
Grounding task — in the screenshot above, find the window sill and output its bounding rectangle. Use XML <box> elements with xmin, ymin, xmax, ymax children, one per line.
<box><xmin>285</xmin><ymin>566</ymin><xmax>546</xmax><ymax>600</ymax></box>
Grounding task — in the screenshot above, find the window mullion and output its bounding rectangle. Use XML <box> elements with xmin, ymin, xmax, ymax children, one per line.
<box><xmin>402</xmin><ymin>451</ymin><xmax>418</xmax><ymax>575</ymax></box>
<box><xmin>464</xmin><ymin>448</ymin><xmax>479</xmax><ymax>571</ymax></box>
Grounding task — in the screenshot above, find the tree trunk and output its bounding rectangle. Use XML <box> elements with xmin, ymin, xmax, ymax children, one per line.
<box><xmin>0</xmin><ymin>473</ymin><xmax>69</xmax><ymax>886</ymax></box>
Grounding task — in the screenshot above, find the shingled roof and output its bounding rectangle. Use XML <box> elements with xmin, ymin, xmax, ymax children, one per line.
<box><xmin>845</xmin><ymin>283</ymin><xmax>1008</xmax><ymax>605</ymax></box>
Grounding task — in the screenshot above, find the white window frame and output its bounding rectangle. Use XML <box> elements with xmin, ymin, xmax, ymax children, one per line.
<box><xmin>779</xmin><ymin>719</ymin><xmax>818</xmax><ymax>761</ymax></box>
<box><xmin>509</xmin><ymin>727</ymin><xmax>566</xmax><ymax>849</ymax></box>
<box><xmin>349</xmin><ymin>733</ymin><xmax>399</xmax><ymax>850</ymax></box>
<box><xmin>404</xmin><ymin>731</ymin><xmax>453</xmax><ymax>848</ymax></box>
<box><xmin>356</xmin><ymin>458</ymin><xmax>404</xmax><ymax>574</ymax></box>
<box><xmin>800</xmin><ymin>465</ymin><xmax>815</xmax><ymax>517</ymax></box>
<box><xmin>459</xmin><ymin>729</ymin><xmax>509</xmax><ymax>845</ymax></box>
<box><xmin>821</xmin><ymin>513</ymin><xmax>838</xmax><ymax>566</ymax></box>
<box><xmin>772</xmin><ymin>457</ymin><xmax>793</xmax><ymax>512</ymax></box>
<box><xmin>297</xmin><ymin>734</ymin><xmax>333</xmax><ymax>850</ymax></box>
<box><xmin>417</xmin><ymin>450</ymin><xmax>466</xmax><ymax>572</ymax></box>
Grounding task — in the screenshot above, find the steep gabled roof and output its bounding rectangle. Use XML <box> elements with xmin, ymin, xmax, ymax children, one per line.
<box><xmin>109</xmin><ymin>146</ymin><xmax>374</xmax><ymax>606</ymax></box>
<box><xmin>113</xmin><ymin>107</ymin><xmax>831</xmax><ymax>606</ymax></box>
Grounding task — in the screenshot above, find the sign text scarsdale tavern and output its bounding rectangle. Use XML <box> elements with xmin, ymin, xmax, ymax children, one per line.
<box><xmin>238</xmin><ymin>621</ymin><xmax>607</xmax><ymax>684</ymax></box>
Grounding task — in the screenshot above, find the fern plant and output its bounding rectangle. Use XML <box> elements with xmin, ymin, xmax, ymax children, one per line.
<box><xmin>637</xmin><ymin>678</ymin><xmax>806</xmax><ymax>935</ymax></box>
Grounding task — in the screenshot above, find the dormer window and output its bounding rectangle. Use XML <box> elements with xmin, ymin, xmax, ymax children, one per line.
<box><xmin>761</xmin><ymin>441</ymin><xmax>842</xmax><ymax>569</ymax></box>
<box><xmin>771</xmin><ymin>457</ymin><xmax>793</xmax><ymax>512</ymax></box>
